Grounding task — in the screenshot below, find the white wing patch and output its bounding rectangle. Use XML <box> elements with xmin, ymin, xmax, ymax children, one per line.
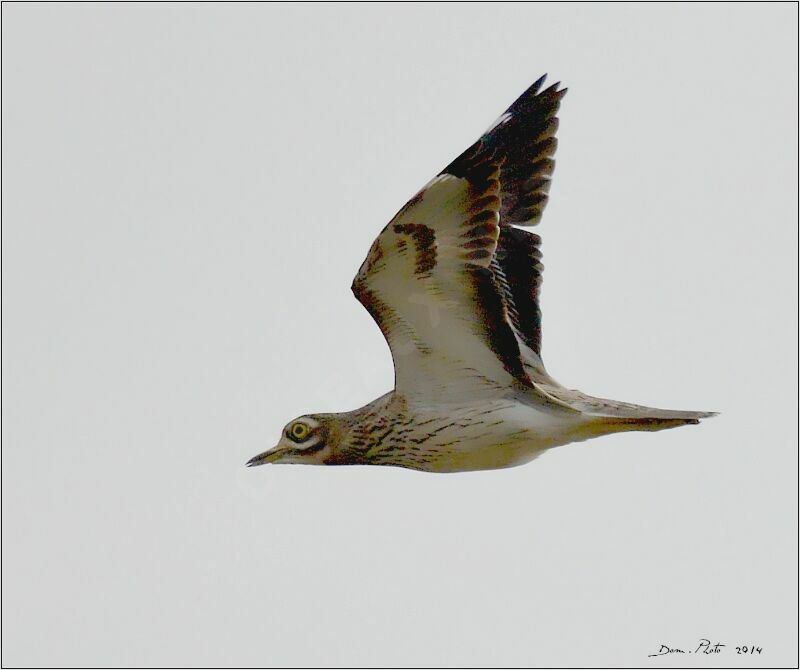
<box><xmin>352</xmin><ymin>171</ymin><xmax>529</xmax><ymax>402</ymax></box>
<box><xmin>484</xmin><ymin>111</ymin><xmax>512</xmax><ymax>134</ymax></box>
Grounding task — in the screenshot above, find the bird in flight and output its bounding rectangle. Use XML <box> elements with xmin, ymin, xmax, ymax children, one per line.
<box><xmin>247</xmin><ymin>75</ymin><xmax>714</xmax><ymax>473</ymax></box>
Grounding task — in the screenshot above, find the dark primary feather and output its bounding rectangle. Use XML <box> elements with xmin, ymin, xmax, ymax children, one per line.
<box><xmin>442</xmin><ymin>74</ymin><xmax>566</xmax><ymax>227</ymax></box>
<box><xmin>441</xmin><ymin>75</ymin><xmax>565</xmax><ymax>358</ymax></box>
<box><xmin>493</xmin><ymin>226</ymin><xmax>544</xmax><ymax>356</ymax></box>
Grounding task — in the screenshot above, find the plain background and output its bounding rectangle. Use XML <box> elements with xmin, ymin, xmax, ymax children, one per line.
<box><xmin>2</xmin><ymin>3</ymin><xmax>797</xmax><ymax>668</ymax></box>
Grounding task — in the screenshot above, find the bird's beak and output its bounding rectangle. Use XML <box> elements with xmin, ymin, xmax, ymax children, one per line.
<box><xmin>246</xmin><ymin>446</ymin><xmax>288</xmax><ymax>467</ymax></box>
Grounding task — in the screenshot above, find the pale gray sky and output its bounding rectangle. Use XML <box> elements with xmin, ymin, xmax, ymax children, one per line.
<box><xmin>2</xmin><ymin>3</ymin><xmax>797</xmax><ymax>667</ymax></box>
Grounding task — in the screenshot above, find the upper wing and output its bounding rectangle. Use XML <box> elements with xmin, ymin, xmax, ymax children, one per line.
<box><xmin>352</xmin><ymin>76</ymin><xmax>567</xmax><ymax>403</ymax></box>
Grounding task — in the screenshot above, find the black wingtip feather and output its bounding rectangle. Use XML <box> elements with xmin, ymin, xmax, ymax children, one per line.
<box><xmin>441</xmin><ymin>74</ymin><xmax>567</xmax><ymax>226</ymax></box>
<box><xmin>505</xmin><ymin>74</ymin><xmax>558</xmax><ymax>115</ymax></box>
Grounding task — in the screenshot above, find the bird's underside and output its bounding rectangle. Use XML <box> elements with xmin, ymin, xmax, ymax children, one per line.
<box><xmin>249</xmin><ymin>75</ymin><xmax>713</xmax><ymax>473</ymax></box>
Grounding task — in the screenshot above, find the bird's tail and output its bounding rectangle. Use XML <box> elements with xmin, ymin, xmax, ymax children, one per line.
<box><xmin>598</xmin><ymin>414</ymin><xmax>713</xmax><ymax>434</ymax></box>
<box><xmin>529</xmin><ymin>384</ymin><xmax>716</xmax><ymax>431</ymax></box>
<box><xmin>579</xmin><ymin>399</ymin><xmax>717</xmax><ymax>435</ymax></box>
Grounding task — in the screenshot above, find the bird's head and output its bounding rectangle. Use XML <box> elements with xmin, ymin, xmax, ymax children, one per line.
<box><xmin>246</xmin><ymin>414</ymin><xmax>342</xmax><ymax>467</ymax></box>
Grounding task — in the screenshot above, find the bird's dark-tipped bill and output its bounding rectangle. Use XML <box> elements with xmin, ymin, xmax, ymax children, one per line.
<box><xmin>246</xmin><ymin>448</ymin><xmax>286</xmax><ymax>467</ymax></box>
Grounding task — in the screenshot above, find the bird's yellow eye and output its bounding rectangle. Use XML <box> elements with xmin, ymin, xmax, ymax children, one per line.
<box><xmin>288</xmin><ymin>422</ymin><xmax>311</xmax><ymax>441</ymax></box>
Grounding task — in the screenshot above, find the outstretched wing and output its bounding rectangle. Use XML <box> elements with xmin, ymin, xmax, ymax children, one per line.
<box><xmin>352</xmin><ymin>76</ymin><xmax>566</xmax><ymax>403</ymax></box>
